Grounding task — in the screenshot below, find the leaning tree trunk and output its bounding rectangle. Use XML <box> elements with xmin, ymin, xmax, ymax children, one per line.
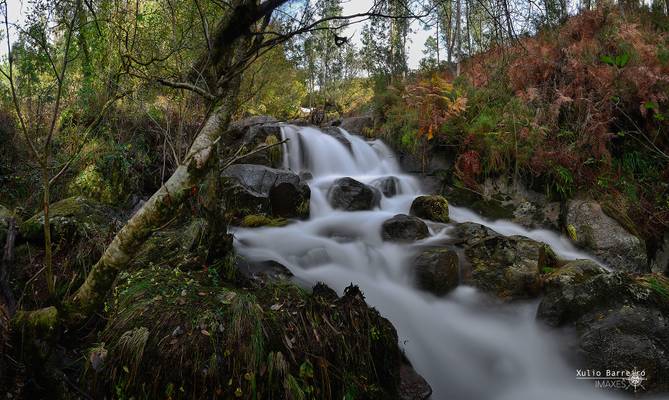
<box><xmin>6</xmin><ymin>0</ymin><xmax>292</xmax><ymax>327</ymax></box>
<box><xmin>70</xmin><ymin>93</ymin><xmax>237</xmax><ymax>318</ymax></box>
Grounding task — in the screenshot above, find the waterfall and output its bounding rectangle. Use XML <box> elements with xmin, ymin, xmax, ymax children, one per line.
<box><xmin>231</xmin><ymin>125</ymin><xmax>620</xmax><ymax>400</ymax></box>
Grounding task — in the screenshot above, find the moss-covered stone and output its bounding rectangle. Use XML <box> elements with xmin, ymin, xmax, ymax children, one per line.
<box><xmin>239</xmin><ymin>214</ymin><xmax>289</xmax><ymax>228</ymax></box>
<box><xmin>410</xmin><ymin>195</ymin><xmax>449</xmax><ymax>223</ymax></box>
<box><xmin>19</xmin><ymin>196</ymin><xmax>120</xmax><ymax>243</ymax></box>
<box><xmin>537</xmin><ymin>271</ymin><xmax>669</xmax><ymax>392</ymax></box>
<box><xmin>90</xmin><ymin>267</ymin><xmax>403</xmax><ymax>399</ymax></box>
<box><xmin>443</xmin><ymin>186</ymin><xmax>515</xmax><ymax>220</ymax></box>
<box><xmin>464</xmin><ymin>232</ymin><xmax>547</xmax><ymax>300</ymax></box>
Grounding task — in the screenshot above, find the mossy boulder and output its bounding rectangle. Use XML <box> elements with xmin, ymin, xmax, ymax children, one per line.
<box><xmin>413</xmin><ymin>248</ymin><xmax>459</xmax><ymax>295</ymax></box>
<box><xmin>239</xmin><ymin>214</ymin><xmax>289</xmax><ymax>228</ymax></box>
<box><xmin>537</xmin><ymin>272</ymin><xmax>669</xmax><ymax>392</ymax></box>
<box><xmin>19</xmin><ymin>196</ymin><xmax>120</xmax><ymax>243</ymax></box>
<box><xmin>410</xmin><ymin>195</ymin><xmax>449</xmax><ymax>223</ymax></box>
<box><xmin>90</xmin><ymin>267</ymin><xmax>407</xmax><ymax>399</ymax></box>
<box><xmin>128</xmin><ymin>218</ymin><xmax>232</xmax><ymax>273</ymax></box>
<box><xmin>381</xmin><ymin>214</ymin><xmax>429</xmax><ymax>243</ymax></box>
<box><xmin>566</xmin><ymin>199</ymin><xmax>647</xmax><ymax>272</ymax></box>
<box><xmin>443</xmin><ymin>186</ymin><xmax>514</xmax><ymax>221</ymax></box>
<box><xmin>457</xmin><ymin>223</ymin><xmax>552</xmax><ymax>300</ymax></box>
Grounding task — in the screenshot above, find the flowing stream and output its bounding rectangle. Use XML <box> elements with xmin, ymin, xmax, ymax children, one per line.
<box><xmin>231</xmin><ymin>125</ymin><xmax>622</xmax><ymax>400</ymax></box>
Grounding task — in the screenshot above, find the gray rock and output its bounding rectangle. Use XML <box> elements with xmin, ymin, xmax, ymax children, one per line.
<box><xmin>236</xmin><ymin>258</ymin><xmax>293</xmax><ymax>284</ymax></box>
<box><xmin>399</xmin><ymin>361</ymin><xmax>432</xmax><ymax>400</ymax></box>
<box><xmin>371</xmin><ymin>176</ymin><xmax>400</xmax><ymax>197</ymax></box>
<box><xmin>413</xmin><ymin>248</ymin><xmax>459</xmax><ymax>295</ymax></box>
<box><xmin>537</xmin><ymin>271</ymin><xmax>669</xmax><ymax>392</ymax></box>
<box><xmin>226</xmin><ymin>116</ymin><xmax>283</xmax><ymax>167</ymax></box>
<box><xmin>566</xmin><ymin>200</ymin><xmax>647</xmax><ymax>272</ymax></box>
<box><xmin>381</xmin><ymin>214</ymin><xmax>429</xmax><ymax>243</ymax></box>
<box><xmin>321</xmin><ymin>126</ymin><xmax>352</xmax><ymax>151</ymax></box>
<box><xmin>222</xmin><ymin>164</ymin><xmax>310</xmax><ymax>219</ymax></box>
<box><xmin>332</xmin><ymin>115</ymin><xmax>374</xmax><ymax>135</ymax></box>
<box><xmin>328</xmin><ymin>177</ymin><xmax>380</xmax><ymax>211</ymax></box>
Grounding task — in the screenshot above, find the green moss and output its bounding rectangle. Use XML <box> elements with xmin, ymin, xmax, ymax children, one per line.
<box><xmin>240</xmin><ymin>214</ymin><xmax>289</xmax><ymax>228</ymax></box>
<box><xmin>637</xmin><ymin>274</ymin><xmax>669</xmax><ymax>301</ymax></box>
<box><xmin>90</xmin><ymin>268</ymin><xmax>402</xmax><ymax>399</ymax></box>
<box><xmin>19</xmin><ymin>196</ymin><xmax>118</xmax><ymax>242</ymax></box>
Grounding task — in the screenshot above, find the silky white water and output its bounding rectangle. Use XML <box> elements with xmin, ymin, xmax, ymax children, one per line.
<box><xmin>231</xmin><ymin>125</ymin><xmax>621</xmax><ymax>399</ymax></box>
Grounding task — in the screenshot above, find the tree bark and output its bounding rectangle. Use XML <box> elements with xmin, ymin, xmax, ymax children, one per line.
<box><xmin>70</xmin><ymin>95</ymin><xmax>237</xmax><ymax>317</ymax></box>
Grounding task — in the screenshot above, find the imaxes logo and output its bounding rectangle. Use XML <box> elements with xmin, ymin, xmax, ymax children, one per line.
<box><xmin>576</xmin><ymin>368</ymin><xmax>647</xmax><ymax>392</ymax></box>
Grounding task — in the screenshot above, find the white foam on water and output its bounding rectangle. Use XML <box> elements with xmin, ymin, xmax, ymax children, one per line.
<box><xmin>231</xmin><ymin>125</ymin><xmax>623</xmax><ymax>399</ymax></box>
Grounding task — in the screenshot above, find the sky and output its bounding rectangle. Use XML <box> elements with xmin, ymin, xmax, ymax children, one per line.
<box><xmin>1</xmin><ymin>0</ymin><xmax>432</xmax><ymax>68</ymax></box>
<box><xmin>339</xmin><ymin>0</ymin><xmax>432</xmax><ymax>69</ymax></box>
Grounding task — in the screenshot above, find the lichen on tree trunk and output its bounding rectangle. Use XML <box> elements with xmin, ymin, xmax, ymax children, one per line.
<box><xmin>71</xmin><ymin>105</ymin><xmax>232</xmax><ymax>317</ymax></box>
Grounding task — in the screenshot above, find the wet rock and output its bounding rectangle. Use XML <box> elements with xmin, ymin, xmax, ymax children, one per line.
<box><xmin>19</xmin><ymin>196</ymin><xmax>120</xmax><ymax>243</ymax></box>
<box><xmin>330</xmin><ymin>115</ymin><xmax>374</xmax><ymax>134</ymax></box>
<box><xmin>226</xmin><ymin>116</ymin><xmax>283</xmax><ymax>167</ymax></box>
<box><xmin>222</xmin><ymin>164</ymin><xmax>310</xmax><ymax>219</ymax></box>
<box><xmin>457</xmin><ymin>223</ymin><xmax>551</xmax><ymax>300</ymax></box>
<box><xmin>328</xmin><ymin>177</ymin><xmax>380</xmax><ymax>211</ymax></box>
<box><xmin>413</xmin><ymin>248</ymin><xmax>459</xmax><ymax>295</ymax></box>
<box><xmin>537</xmin><ymin>272</ymin><xmax>669</xmax><ymax>392</ymax></box>
<box><xmin>542</xmin><ymin>259</ymin><xmax>608</xmax><ymax>293</ymax></box>
<box><xmin>450</xmin><ymin>222</ymin><xmax>500</xmax><ymax>247</ymax></box>
<box><xmin>228</xmin><ymin>115</ymin><xmax>278</xmax><ymax>139</ymax></box>
<box><xmin>399</xmin><ymin>361</ymin><xmax>432</xmax><ymax>400</ymax></box>
<box><xmin>512</xmin><ymin>200</ymin><xmax>561</xmax><ymax>230</ymax></box>
<box><xmin>371</xmin><ymin>176</ymin><xmax>401</xmax><ymax>197</ymax></box>
<box><xmin>566</xmin><ymin>199</ymin><xmax>647</xmax><ymax>272</ymax></box>
<box><xmin>381</xmin><ymin>214</ymin><xmax>429</xmax><ymax>243</ymax></box>
<box><xmin>443</xmin><ymin>186</ymin><xmax>515</xmax><ymax>221</ymax></box>
<box><xmin>410</xmin><ymin>195</ymin><xmax>449</xmax><ymax>223</ymax></box>
<box><xmin>236</xmin><ymin>258</ymin><xmax>293</xmax><ymax>283</ymax></box>
<box><xmin>321</xmin><ymin>126</ymin><xmax>352</xmax><ymax>151</ymax></box>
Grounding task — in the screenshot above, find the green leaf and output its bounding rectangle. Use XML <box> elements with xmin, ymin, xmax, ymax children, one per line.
<box><xmin>600</xmin><ymin>55</ymin><xmax>615</xmax><ymax>66</ymax></box>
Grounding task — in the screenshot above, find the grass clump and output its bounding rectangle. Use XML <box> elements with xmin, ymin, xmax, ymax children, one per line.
<box><xmin>88</xmin><ymin>268</ymin><xmax>402</xmax><ymax>399</ymax></box>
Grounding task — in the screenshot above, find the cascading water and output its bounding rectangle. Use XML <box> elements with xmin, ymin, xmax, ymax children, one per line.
<box><xmin>231</xmin><ymin>125</ymin><xmax>622</xmax><ymax>400</ymax></box>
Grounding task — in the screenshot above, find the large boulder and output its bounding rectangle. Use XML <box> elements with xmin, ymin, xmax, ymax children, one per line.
<box><xmin>328</xmin><ymin>177</ymin><xmax>380</xmax><ymax>211</ymax></box>
<box><xmin>330</xmin><ymin>115</ymin><xmax>373</xmax><ymax>134</ymax></box>
<box><xmin>410</xmin><ymin>195</ymin><xmax>449</xmax><ymax>223</ymax></box>
<box><xmin>371</xmin><ymin>176</ymin><xmax>401</xmax><ymax>197</ymax></box>
<box><xmin>222</xmin><ymin>164</ymin><xmax>310</xmax><ymax>220</ymax></box>
<box><xmin>226</xmin><ymin>116</ymin><xmax>283</xmax><ymax>167</ymax></box>
<box><xmin>455</xmin><ymin>222</ymin><xmax>553</xmax><ymax>300</ymax></box>
<box><xmin>413</xmin><ymin>248</ymin><xmax>459</xmax><ymax>295</ymax></box>
<box><xmin>321</xmin><ymin>127</ymin><xmax>352</xmax><ymax>151</ymax></box>
<box><xmin>537</xmin><ymin>271</ymin><xmax>669</xmax><ymax>392</ymax></box>
<box><xmin>566</xmin><ymin>199</ymin><xmax>647</xmax><ymax>272</ymax></box>
<box><xmin>381</xmin><ymin>214</ymin><xmax>429</xmax><ymax>243</ymax></box>
<box><xmin>19</xmin><ymin>196</ymin><xmax>120</xmax><ymax>243</ymax></box>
